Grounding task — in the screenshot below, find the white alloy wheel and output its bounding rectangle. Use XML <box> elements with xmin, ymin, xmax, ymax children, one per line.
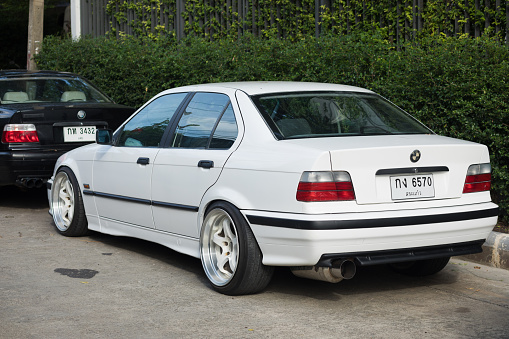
<box><xmin>201</xmin><ymin>208</ymin><xmax>239</xmax><ymax>286</ymax></box>
<box><xmin>200</xmin><ymin>202</ymin><xmax>274</xmax><ymax>295</ymax></box>
<box><xmin>51</xmin><ymin>167</ymin><xmax>88</xmax><ymax>236</ymax></box>
<box><xmin>52</xmin><ymin>171</ymin><xmax>75</xmax><ymax>232</ymax></box>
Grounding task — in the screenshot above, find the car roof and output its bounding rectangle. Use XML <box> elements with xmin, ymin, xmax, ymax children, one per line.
<box><xmin>166</xmin><ymin>81</ymin><xmax>375</xmax><ymax>96</ymax></box>
<box><xmin>0</xmin><ymin>70</ymin><xmax>80</xmax><ymax>79</ymax></box>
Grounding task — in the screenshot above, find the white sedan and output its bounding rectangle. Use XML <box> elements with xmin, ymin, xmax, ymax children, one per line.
<box><xmin>47</xmin><ymin>82</ymin><xmax>499</xmax><ymax>295</ymax></box>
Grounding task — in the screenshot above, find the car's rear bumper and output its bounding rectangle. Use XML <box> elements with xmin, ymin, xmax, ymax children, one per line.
<box><xmin>0</xmin><ymin>145</ymin><xmax>79</xmax><ymax>186</ymax></box>
<box><xmin>243</xmin><ymin>202</ymin><xmax>499</xmax><ymax>266</ymax></box>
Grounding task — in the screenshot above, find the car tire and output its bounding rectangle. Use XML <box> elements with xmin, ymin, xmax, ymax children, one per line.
<box><xmin>50</xmin><ymin>167</ymin><xmax>88</xmax><ymax>237</ymax></box>
<box><xmin>200</xmin><ymin>201</ymin><xmax>274</xmax><ymax>295</ymax></box>
<box><xmin>390</xmin><ymin>257</ymin><xmax>451</xmax><ymax>277</ymax></box>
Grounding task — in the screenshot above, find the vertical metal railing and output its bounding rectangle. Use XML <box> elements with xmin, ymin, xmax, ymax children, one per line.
<box><xmin>79</xmin><ymin>0</ymin><xmax>509</xmax><ymax>44</ymax></box>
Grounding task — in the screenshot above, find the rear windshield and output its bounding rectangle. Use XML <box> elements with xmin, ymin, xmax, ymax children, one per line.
<box><xmin>0</xmin><ymin>77</ymin><xmax>112</xmax><ymax>105</ymax></box>
<box><xmin>251</xmin><ymin>92</ymin><xmax>432</xmax><ymax>139</ymax></box>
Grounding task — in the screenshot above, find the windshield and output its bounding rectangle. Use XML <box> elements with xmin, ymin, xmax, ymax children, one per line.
<box><xmin>0</xmin><ymin>77</ymin><xmax>112</xmax><ymax>105</ymax></box>
<box><xmin>252</xmin><ymin>92</ymin><xmax>432</xmax><ymax>139</ymax></box>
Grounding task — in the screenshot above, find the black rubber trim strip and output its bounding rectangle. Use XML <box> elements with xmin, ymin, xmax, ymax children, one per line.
<box><xmin>152</xmin><ymin>200</ymin><xmax>199</xmax><ymax>212</ymax></box>
<box><xmin>246</xmin><ymin>207</ymin><xmax>499</xmax><ymax>230</ymax></box>
<box><xmin>376</xmin><ymin>166</ymin><xmax>449</xmax><ymax>175</ymax></box>
<box><xmin>316</xmin><ymin>240</ymin><xmax>485</xmax><ymax>267</ymax></box>
<box><xmin>83</xmin><ymin>190</ymin><xmax>198</xmax><ymax>212</ymax></box>
<box><xmin>93</xmin><ymin>191</ymin><xmax>151</xmax><ymax>205</ymax></box>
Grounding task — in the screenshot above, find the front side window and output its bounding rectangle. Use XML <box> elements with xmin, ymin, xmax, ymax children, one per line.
<box><xmin>252</xmin><ymin>92</ymin><xmax>432</xmax><ymax>139</ymax></box>
<box><xmin>171</xmin><ymin>93</ymin><xmax>234</xmax><ymax>149</ymax></box>
<box><xmin>118</xmin><ymin>93</ymin><xmax>188</xmax><ymax>147</ymax></box>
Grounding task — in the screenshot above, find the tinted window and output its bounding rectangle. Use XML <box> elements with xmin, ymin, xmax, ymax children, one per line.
<box><xmin>210</xmin><ymin>104</ymin><xmax>238</xmax><ymax>149</ymax></box>
<box><xmin>118</xmin><ymin>93</ymin><xmax>187</xmax><ymax>147</ymax></box>
<box><xmin>0</xmin><ymin>77</ymin><xmax>112</xmax><ymax>104</ymax></box>
<box><xmin>252</xmin><ymin>92</ymin><xmax>431</xmax><ymax>139</ymax></box>
<box><xmin>171</xmin><ymin>93</ymin><xmax>230</xmax><ymax>149</ymax></box>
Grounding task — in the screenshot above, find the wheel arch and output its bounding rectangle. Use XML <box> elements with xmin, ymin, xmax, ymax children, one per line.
<box><xmin>51</xmin><ymin>154</ymin><xmax>96</xmax><ymax>220</ymax></box>
<box><xmin>198</xmin><ymin>196</ymin><xmax>265</xmax><ymax>257</ymax></box>
<box><xmin>198</xmin><ymin>184</ymin><xmax>254</xmax><ymax>229</ymax></box>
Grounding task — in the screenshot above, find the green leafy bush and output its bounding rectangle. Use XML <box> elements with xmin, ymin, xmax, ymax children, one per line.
<box><xmin>35</xmin><ymin>34</ymin><xmax>509</xmax><ymax>222</ymax></box>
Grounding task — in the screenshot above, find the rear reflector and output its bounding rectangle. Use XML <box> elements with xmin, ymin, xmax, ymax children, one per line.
<box><xmin>2</xmin><ymin>124</ymin><xmax>39</xmax><ymax>143</ymax></box>
<box><xmin>463</xmin><ymin>164</ymin><xmax>491</xmax><ymax>194</ymax></box>
<box><xmin>297</xmin><ymin>171</ymin><xmax>355</xmax><ymax>201</ymax></box>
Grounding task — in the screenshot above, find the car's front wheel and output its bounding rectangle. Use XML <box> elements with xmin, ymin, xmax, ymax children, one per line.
<box><xmin>390</xmin><ymin>257</ymin><xmax>451</xmax><ymax>276</ymax></box>
<box><xmin>51</xmin><ymin>167</ymin><xmax>88</xmax><ymax>237</ymax></box>
<box><xmin>200</xmin><ymin>201</ymin><xmax>274</xmax><ymax>295</ymax></box>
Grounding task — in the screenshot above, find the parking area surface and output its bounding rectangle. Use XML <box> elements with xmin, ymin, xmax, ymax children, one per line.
<box><xmin>1</xmin><ymin>186</ymin><xmax>509</xmax><ymax>339</ymax></box>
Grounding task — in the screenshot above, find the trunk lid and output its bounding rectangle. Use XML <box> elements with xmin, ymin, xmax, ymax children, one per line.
<box><xmin>7</xmin><ymin>102</ymin><xmax>134</xmax><ymax>145</ymax></box>
<box><xmin>289</xmin><ymin>134</ymin><xmax>488</xmax><ymax>205</ymax></box>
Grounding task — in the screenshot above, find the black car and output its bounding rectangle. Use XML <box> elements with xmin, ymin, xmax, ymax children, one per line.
<box><xmin>0</xmin><ymin>70</ymin><xmax>135</xmax><ymax>188</ymax></box>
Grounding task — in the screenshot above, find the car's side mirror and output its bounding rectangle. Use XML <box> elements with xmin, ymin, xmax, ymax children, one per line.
<box><xmin>96</xmin><ymin>129</ymin><xmax>113</xmax><ymax>145</ymax></box>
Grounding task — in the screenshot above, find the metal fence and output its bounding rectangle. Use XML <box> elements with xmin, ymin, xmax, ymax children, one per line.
<box><xmin>79</xmin><ymin>0</ymin><xmax>509</xmax><ymax>43</ymax></box>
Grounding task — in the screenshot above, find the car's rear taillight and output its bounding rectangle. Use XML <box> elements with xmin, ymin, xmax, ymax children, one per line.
<box><xmin>1</xmin><ymin>124</ymin><xmax>39</xmax><ymax>143</ymax></box>
<box><xmin>297</xmin><ymin>171</ymin><xmax>355</xmax><ymax>202</ymax></box>
<box><xmin>463</xmin><ymin>164</ymin><xmax>491</xmax><ymax>193</ymax></box>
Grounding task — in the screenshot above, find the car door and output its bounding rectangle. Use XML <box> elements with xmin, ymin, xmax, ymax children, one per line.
<box><xmin>92</xmin><ymin>92</ymin><xmax>189</xmax><ymax>229</ymax></box>
<box><xmin>151</xmin><ymin>92</ymin><xmax>239</xmax><ymax>238</ymax></box>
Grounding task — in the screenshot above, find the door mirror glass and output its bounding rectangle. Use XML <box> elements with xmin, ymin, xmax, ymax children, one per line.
<box><xmin>96</xmin><ymin>129</ymin><xmax>113</xmax><ymax>145</ymax></box>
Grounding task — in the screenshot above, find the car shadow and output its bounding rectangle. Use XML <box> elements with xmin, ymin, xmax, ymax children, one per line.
<box><xmin>4</xmin><ymin>186</ymin><xmax>460</xmax><ymax>298</ymax></box>
<box><xmin>0</xmin><ymin>185</ymin><xmax>48</xmax><ymax>209</ymax></box>
<box><xmin>86</xmin><ymin>230</ymin><xmax>459</xmax><ymax>298</ymax></box>
<box><xmin>266</xmin><ymin>264</ymin><xmax>459</xmax><ymax>300</ymax></box>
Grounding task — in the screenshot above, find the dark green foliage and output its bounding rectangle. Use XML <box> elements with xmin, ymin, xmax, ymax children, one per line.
<box><xmin>35</xmin><ymin>34</ymin><xmax>509</xmax><ymax>222</ymax></box>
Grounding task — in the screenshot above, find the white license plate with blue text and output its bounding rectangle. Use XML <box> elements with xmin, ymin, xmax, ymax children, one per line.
<box><xmin>390</xmin><ymin>174</ymin><xmax>435</xmax><ymax>200</ymax></box>
<box><xmin>63</xmin><ymin>126</ymin><xmax>96</xmax><ymax>142</ymax></box>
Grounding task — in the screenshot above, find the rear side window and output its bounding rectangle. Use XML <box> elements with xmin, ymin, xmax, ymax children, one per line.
<box><xmin>118</xmin><ymin>93</ymin><xmax>188</xmax><ymax>147</ymax></box>
<box><xmin>210</xmin><ymin>104</ymin><xmax>238</xmax><ymax>149</ymax></box>
<box><xmin>171</xmin><ymin>93</ymin><xmax>237</xmax><ymax>149</ymax></box>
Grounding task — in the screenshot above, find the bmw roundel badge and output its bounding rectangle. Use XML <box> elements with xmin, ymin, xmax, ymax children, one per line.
<box><xmin>77</xmin><ymin>110</ymin><xmax>86</xmax><ymax>120</ymax></box>
<box><xmin>410</xmin><ymin>150</ymin><xmax>421</xmax><ymax>163</ymax></box>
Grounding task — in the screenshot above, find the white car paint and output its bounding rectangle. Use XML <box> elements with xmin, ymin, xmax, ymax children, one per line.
<box><xmin>48</xmin><ymin>81</ymin><xmax>499</xmax><ymax>286</ymax></box>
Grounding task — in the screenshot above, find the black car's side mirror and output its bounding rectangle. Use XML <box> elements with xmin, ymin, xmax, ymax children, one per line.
<box><xmin>96</xmin><ymin>129</ymin><xmax>113</xmax><ymax>145</ymax></box>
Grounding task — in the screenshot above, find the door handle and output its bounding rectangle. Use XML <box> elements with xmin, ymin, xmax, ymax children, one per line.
<box><xmin>198</xmin><ymin>160</ymin><xmax>214</xmax><ymax>169</ymax></box>
<box><xmin>137</xmin><ymin>157</ymin><xmax>150</xmax><ymax>165</ymax></box>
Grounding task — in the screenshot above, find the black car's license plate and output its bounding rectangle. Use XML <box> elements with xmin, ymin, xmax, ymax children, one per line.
<box><xmin>63</xmin><ymin>126</ymin><xmax>96</xmax><ymax>142</ymax></box>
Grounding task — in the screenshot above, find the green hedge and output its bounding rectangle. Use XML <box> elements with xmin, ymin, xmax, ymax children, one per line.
<box><xmin>35</xmin><ymin>34</ymin><xmax>509</xmax><ymax>222</ymax></box>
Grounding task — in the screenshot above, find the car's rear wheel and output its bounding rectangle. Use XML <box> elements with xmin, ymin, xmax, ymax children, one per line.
<box><xmin>390</xmin><ymin>257</ymin><xmax>451</xmax><ymax>276</ymax></box>
<box><xmin>51</xmin><ymin>167</ymin><xmax>88</xmax><ymax>236</ymax></box>
<box><xmin>200</xmin><ymin>201</ymin><xmax>274</xmax><ymax>295</ymax></box>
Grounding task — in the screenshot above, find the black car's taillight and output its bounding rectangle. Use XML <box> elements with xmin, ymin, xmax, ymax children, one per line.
<box><xmin>1</xmin><ymin>124</ymin><xmax>40</xmax><ymax>143</ymax></box>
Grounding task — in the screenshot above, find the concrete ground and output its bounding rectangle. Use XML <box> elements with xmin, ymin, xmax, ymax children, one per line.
<box><xmin>1</xmin><ymin>186</ymin><xmax>508</xmax><ymax>338</ymax></box>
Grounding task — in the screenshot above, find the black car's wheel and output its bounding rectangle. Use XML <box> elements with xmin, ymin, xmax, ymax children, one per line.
<box><xmin>50</xmin><ymin>167</ymin><xmax>88</xmax><ymax>236</ymax></box>
<box><xmin>200</xmin><ymin>201</ymin><xmax>274</xmax><ymax>295</ymax></box>
<box><xmin>390</xmin><ymin>257</ymin><xmax>451</xmax><ymax>276</ymax></box>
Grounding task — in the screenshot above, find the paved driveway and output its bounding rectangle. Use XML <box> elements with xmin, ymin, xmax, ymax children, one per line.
<box><xmin>1</xmin><ymin>186</ymin><xmax>509</xmax><ymax>338</ymax></box>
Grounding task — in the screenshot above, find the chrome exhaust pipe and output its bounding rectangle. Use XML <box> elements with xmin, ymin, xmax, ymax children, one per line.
<box><xmin>291</xmin><ymin>259</ymin><xmax>357</xmax><ymax>283</ymax></box>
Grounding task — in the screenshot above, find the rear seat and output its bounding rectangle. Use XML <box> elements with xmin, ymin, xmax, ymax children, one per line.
<box><xmin>2</xmin><ymin>91</ymin><xmax>29</xmax><ymax>104</ymax></box>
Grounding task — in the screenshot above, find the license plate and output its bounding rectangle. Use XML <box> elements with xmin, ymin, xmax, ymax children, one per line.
<box><xmin>63</xmin><ymin>126</ymin><xmax>96</xmax><ymax>142</ymax></box>
<box><xmin>390</xmin><ymin>174</ymin><xmax>435</xmax><ymax>200</ymax></box>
